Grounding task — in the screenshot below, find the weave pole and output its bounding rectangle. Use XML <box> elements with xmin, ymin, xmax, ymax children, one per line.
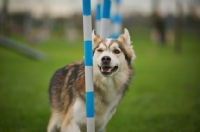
<box><xmin>100</xmin><ymin>0</ymin><xmax>111</xmax><ymax>39</ymax></box>
<box><xmin>110</xmin><ymin>0</ymin><xmax>122</xmax><ymax>38</ymax></box>
<box><xmin>95</xmin><ymin>0</ymin><xmax>101</xmax><ymax>36</ymax></box>
<box><xmin>82</xmin><ymin>0</ymin><xmax>95</xmax><ymax>132</ymax></box>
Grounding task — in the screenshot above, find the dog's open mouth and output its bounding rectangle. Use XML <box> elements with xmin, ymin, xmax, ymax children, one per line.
<box><xmin>98</xmin><ymin>65</ymin><xmax>118</xmax><ymax>75</ymax></box>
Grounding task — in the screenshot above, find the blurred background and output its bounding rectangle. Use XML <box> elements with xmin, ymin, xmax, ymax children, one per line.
<box><xmin>0</xmin><ymin>0</ymin><xmax>200</xmax><ymax>131</ymax></box>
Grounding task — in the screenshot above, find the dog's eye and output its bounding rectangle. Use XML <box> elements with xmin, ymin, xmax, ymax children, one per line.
<box><xmin>97</xmin><ymin>49</ymin><xmax>103</xmax><ymax>52</ymax></box>
<box><xmin>113</xmin><ymin>49</ymin><xmax>120</xmax><ymax>54</ymax></box>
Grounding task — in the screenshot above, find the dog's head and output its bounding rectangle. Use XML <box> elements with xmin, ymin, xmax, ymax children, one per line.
<box><xmin>92</xmin><ymin>28</ymin><xmax>136</xmax><ymax>77</ymax></box>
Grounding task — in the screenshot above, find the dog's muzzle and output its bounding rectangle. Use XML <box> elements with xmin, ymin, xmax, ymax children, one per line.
<box><xmin>98</xmin><ymin>56</ymin><xmax>118</xmax><ymax>76</ymax></box>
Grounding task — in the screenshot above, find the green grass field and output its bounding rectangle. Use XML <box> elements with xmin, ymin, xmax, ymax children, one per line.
<box><xmin>0</xmin><ymin>28</ymin><xmax>200</xmax><ymax>132</ymax></box>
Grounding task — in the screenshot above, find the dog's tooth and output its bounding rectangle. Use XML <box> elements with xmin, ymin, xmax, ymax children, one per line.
<box><xmin>101</xmin><ymin>67</ymin><xmax>105</xmax><ymax>72</ymax></box>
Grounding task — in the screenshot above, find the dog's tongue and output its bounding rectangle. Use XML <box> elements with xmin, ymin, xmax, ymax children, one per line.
<box><xmin>101</xmin><ymin>66</ymin><xmax>111</xmax><ymax>73</ymax></box>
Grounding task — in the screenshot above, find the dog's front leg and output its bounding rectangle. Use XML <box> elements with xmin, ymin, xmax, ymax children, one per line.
<box><xmin>61</xmin><ymin>123</ymin><xmax>81</xmax><ymax>132</ymax></box>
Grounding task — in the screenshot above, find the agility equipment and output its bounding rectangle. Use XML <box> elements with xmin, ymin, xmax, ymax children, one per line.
<box><xmin>110</xmin><ymin>0</ymin><xmax>122</xmax><ymax>38</ymax></box>
<box><xmin>100</xmin><ymin>0</ymin><xmax>111</xmax><ymax>39</ymax></box>
<box><xmin>0</xmin><ymin>35</ymin><xmax>47</xmax><ymax>61</ymax></box>
<box><xmin>82</xmin><ymin>0</ymin><xmax>95</xmax><ymax>132</ymax></box>
<box><xmin>98</xmin><ymin>0</ymin><xmax>122</xmax><ymax>39</ymax></box>
<box><xmin>95</xmin><ymin>0</ymin><xmax>101</xmax><ymax>36</ymax></box>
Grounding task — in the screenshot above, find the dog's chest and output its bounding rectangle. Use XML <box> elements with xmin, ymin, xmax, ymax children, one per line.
<box><xmin>94</xmin><ymin>79</ymin><xmax>123</xmax><ymax>127</ymax></box>
<box><xmin>96</xmin><ymin>87</ymin><xmax>121</xmax><ymax>120</ymax></box>
<box><xmin>73</xmin><ymin>80</ymin><xmax>123</xmax><ymax>130</ymax></box>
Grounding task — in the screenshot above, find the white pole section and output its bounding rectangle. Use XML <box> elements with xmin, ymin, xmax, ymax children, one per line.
<box><xmin>100</xmin><ymin>0</ymin><xmax>111</xmax><ymax>39</ymax></box>
<box><xmin>82</xmin><ymin>0</ymin><xmax>95</xmax><ymax>132</ymax></box>
<box><xmin>95</xmin><ymin>0</ymin><xmax>101</xmax><ymax>36</ymax></box>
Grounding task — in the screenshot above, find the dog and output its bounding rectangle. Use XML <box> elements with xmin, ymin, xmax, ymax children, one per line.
<box><xmin>47</xmin><ymin>28</ymin><xmax>136</xmax><ymax>132</ymax></box>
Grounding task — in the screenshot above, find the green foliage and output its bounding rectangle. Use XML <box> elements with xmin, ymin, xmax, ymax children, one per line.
<box><xmin>0</xmin><ymin>29</ymin><xmax>199</xmax><ymax>132</ymax></box>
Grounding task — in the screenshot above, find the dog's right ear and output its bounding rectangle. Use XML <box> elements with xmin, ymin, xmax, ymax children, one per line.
<box><xmin>118</xmin><ymin>28</ymin><xmax>131</xmax><ymax>45</ymax></box>
<box><xmin>92</xmin><ymin>30</ymin><xmax>102</xmax><ymax>49</ymax></box>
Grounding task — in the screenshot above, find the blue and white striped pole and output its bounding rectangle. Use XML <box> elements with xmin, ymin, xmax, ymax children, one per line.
<box><xmin>110</xmin><ymin>14</ymin><xmax>122</xmax><ymax>39</ymax></box>
<box><xmin>100</xmin><ymin>0</ymin><xmax>111</xmax><ymax>39</ymax></box>
<box><xmin>82</xmin><ymin>0</ymin><xmax>95</xmax><ymax>132</ymax></box>
<box><xmin>110</xmin><ymin>0</ymin><xmax>122</xmax><ymax>38</ymax></box>
<box><xmin>95</xmin><ymin>0</ymin><xmax>101</xmax><ymax>36</ymax></box>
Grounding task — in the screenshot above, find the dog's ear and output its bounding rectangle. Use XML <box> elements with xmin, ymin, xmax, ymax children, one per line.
<box><xmin>92</xmin><ymin>30</ymin><xmax>102</xmax><ymax>49</ymax></box>
<box><xmin>118</xmin><ymin>28</ymin><xmax>136</xmax><ymax>61</ymax></box>
<box><xmin>118</xmin><ymin>28</ymin><xmax>131</xmax><ymax>45</ymax></box>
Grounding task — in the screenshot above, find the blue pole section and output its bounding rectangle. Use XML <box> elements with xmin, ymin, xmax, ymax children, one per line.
<box><xmin>82</xmin><ymin>0</ymin><xmax>95</xmax><ymax>132</ymax></box>
<box><xmin>95</xmin><ymin>0</ymin><xmax>101</xmax><ymax>36</ymax></box>
<box><xmin>100</xmin><ymin>0</ymin><xmax>111</xmax><ymax>39</ymax></box>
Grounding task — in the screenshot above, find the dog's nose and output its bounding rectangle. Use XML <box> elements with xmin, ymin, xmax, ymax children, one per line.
<box><xmin>101</xmin><ymin>56</ymin><xmax>111</xmax><ymax>64</ymax></box>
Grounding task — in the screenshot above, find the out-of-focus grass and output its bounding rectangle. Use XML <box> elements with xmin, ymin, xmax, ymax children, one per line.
<box><xmin>0</xmin><ymin>28</ymin><xmax>200</xmax><ymax>132</ymax></box>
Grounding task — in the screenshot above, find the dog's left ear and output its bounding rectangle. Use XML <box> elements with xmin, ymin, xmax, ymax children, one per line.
<box><xmin>118</xmin><ymin>28</ymin><xmax>136</xmax><ymax>61</ymax></box>
<box><xmin>92</xmin><ymin>30</ymin><xmax>102</xmax><ymax>49</ymax></box>
<box><xmin>118</xmin><ymin>28</ymin><xmax>131</xmax><ymax>45</ymax></box>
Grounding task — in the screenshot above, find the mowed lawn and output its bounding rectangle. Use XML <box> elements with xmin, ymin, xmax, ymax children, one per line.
<box><xmin>0</xmin><ymin>28</ymin><xmax>200</xmax><ymax>132</ymax></box>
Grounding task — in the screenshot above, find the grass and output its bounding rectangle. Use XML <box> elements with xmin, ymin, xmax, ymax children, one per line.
<box><xmin>0</xmin><ymin>28</ymin><xmax>200</xmax><ymax>132</ymax></box>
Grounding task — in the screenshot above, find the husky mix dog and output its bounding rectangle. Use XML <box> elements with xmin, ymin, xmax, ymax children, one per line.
<box><xmin>47</xmin><ymin>28</ymin><xmax>136</xmax><ymax>132</ymax></box>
